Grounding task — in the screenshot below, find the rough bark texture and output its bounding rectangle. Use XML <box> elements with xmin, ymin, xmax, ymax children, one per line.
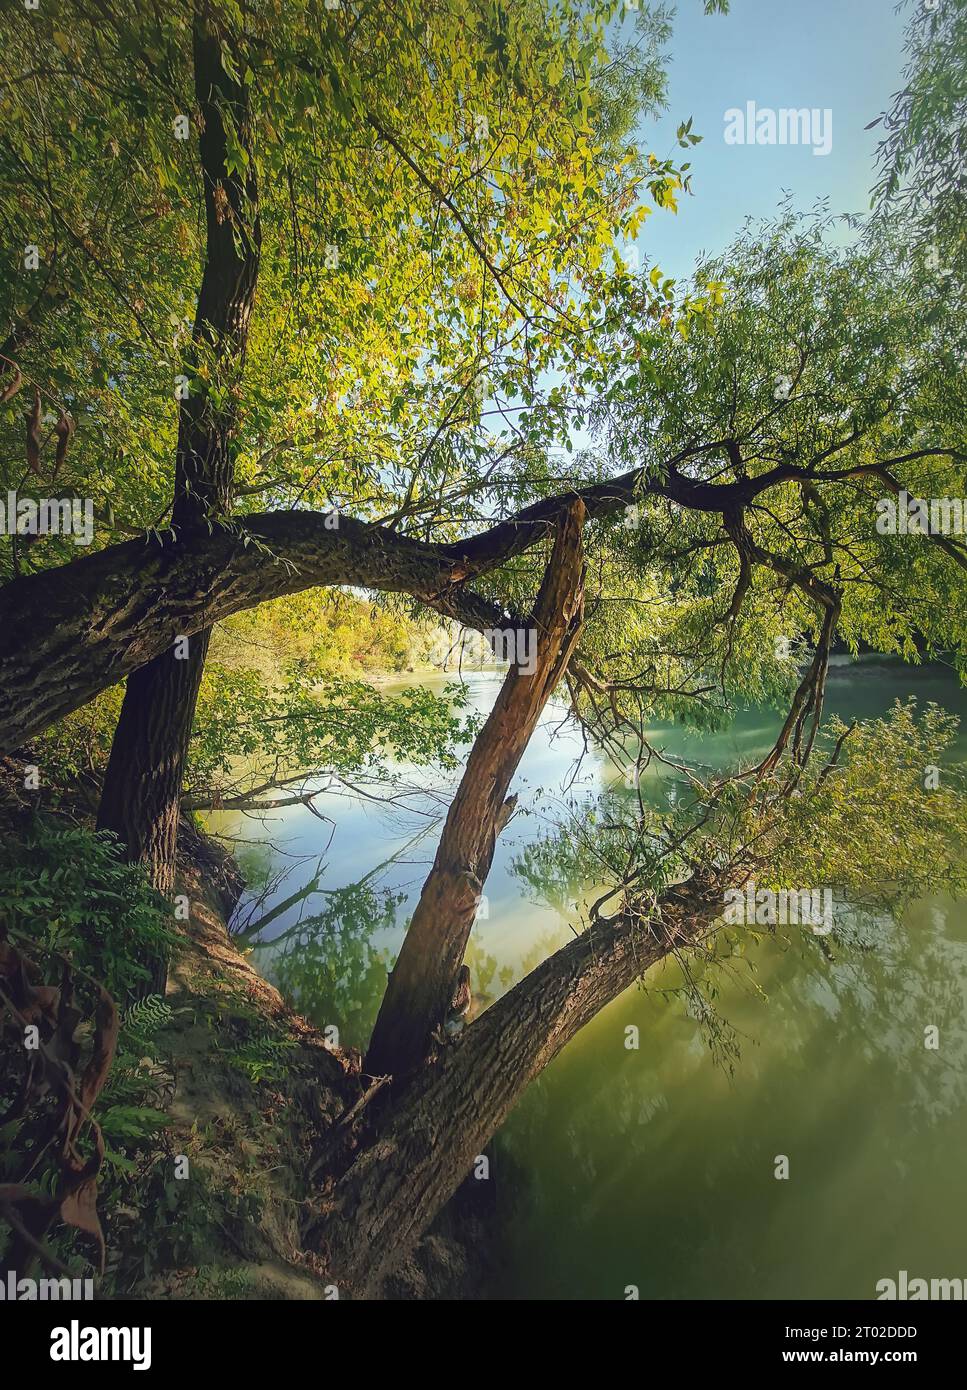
<box><xmin>365</xmin><ymin>499</ymin><xmax>586</xmax><ymax>1078</ymax></box>
<box><xmin>96</xmin><ymin>10</ymin><xmax>261</xmax><ymax>908</ymax></box>
<box><xmin>97</xmin><ymin>632</ymin><xmax>211</xmax><ymax>904</ymax></box>
<box><xmin>320</xmin><ymin>869</ymin><xmax>732</xmax><ymax>1297</ymax></box>
<box><xmin>0</xmin><ymin>458</ymin><xmax>660</xmax><ymax>753</ymax></box>
<box><xmin>1</xmin><ymin>444</ymin><xmax>909</xmax><ymax>756</ymax></box>
<box><xmin>0</xmin><ymin>512</ymin><xmax>505</xmax><ymax>753</ymax></box>
<box><xmin>168</xmin><ymin>12</ymin><xmax>262</xmax><ymax>530</ymax></box>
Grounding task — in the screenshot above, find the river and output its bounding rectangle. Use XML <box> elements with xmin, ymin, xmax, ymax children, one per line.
<box><xmin>205</xmin><ymin>658</ymin><xmax>967</xmax><ymax>1300</ymax></box>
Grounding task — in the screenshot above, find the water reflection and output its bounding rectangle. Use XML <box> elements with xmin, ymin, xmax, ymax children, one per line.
<box><xmin>204</xmin><ymin>660</ymin><xmax>967</xmax><ymax>1299</ymax></box>
<box><xmin>496</xmin><ymin>890</ymin><xmax>967</xmax><ymax>1299</ymax></box>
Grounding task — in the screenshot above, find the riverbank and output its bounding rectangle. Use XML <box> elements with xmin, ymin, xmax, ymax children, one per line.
<box><xmin>203</xmin><ymin>663</ymin><xmax>967</xmax><ymax>1299</ymax></box>
<box><xmin>135</xmin><ymin>847</ymin><xmax>496</xmax><ymax>1300</ymax></box>
<box><xmin>0</xmin><ymin>763</ymin><xmax>496</xmax><ymax>1300</ymax></box>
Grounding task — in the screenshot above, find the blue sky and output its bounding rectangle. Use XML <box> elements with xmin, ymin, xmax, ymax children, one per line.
<box><xmin>625</xmin><ymin>0</ymin><xmax>910</xmax><ymax>280</ymax></box>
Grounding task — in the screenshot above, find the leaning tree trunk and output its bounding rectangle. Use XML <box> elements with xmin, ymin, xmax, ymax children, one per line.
<box><xmin>317</xmin><ymin>868</ymin><xmax>735</xmax><ymax>1296</ymax></box>
<box><xmin>364</xmin><ymin>499</ymin><xmax>587</xmax><ymax>1079</ymax></box>
<box><xmin>97</xmin><ymin>10</ymin><xmax>260</xmax><ymax>946</ymax></box>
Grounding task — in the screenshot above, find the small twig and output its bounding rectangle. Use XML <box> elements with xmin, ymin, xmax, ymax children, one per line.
<box><xmin>335</xmin><ymin>1074</ymin><xmax>391</xmax><ymax>1131</ymax></box>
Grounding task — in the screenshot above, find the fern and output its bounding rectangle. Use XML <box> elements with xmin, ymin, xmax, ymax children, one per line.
<box><xmin>99</xmin><ymin>996</ymin><xmax>175</xmax><ymax>1125</ymax></box>
<box><xmin>225</xmin><ymin>1034</ymin><xmax>296</xmax><ymax>1083</ymax></box>
<box><xmin>99</xmin><ymin>1069</ymin><xmax>152</xmax><ymax>1106</ymax></box>
<box><xmin>100</xmin><ymin>1105</ymin><xmax>169</xmax><ymax>1142</ymax></box>
<box><xmin>0</xmin><ymin>821</ymin><xmax>178</xmax><ymax>999</ymax></box>
<box><xmin>121</xmin><ymin>994</ymin><xmax>173</xmax><ymax>1049</ymax></box>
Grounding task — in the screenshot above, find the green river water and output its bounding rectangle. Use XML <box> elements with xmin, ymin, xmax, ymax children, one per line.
<box><xmin>206</xmin><ymin>659</ymin><xmax>967</xmax><ymax>1300</ymax></box>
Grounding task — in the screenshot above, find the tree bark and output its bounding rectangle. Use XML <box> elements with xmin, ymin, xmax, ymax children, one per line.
<box><xmin>0</xmin><ymin>449</ymin><xmax>924</xmax><ymax>755</ymax></box>
<box><xmin>365</xmin><ymin>499</ymin><xmax>586</xmax><ymax>1078</ymax></box>
<box><xmin>96</xmin><ymin>634</ymin><xmax>211</xmax><ymax>900</ymax></box>
<box><xmin>0</xmin><ymin>511</ymin><xmax>510</xmax><ymax>753</ymax></box>
<box><xmin>96</xmin><ymin>9</ymin><xmax>261</xmax><ymax>913</ymax></box>
<box><xmin>317</xmin><ymin>868</ymin><xmax>733</xmax><ymax>1297</ymax></box>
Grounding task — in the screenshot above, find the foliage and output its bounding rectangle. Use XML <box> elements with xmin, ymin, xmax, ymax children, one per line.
<box><xmin>36</xmin><ymin>594</ymin><xmax>471</xmax><ymax>801</ymax></box>
<box><xmin>499</xmin><ymin>206</ymin><xmax>967</xmax><ymax>760</ymax></box>
<box><xmin>210</xmin><ymin>590</ymin><xmax>434</xmax><ymax>679</ymax></box>
<box><xmin>511</xmin><ymin>797</ymin><xmax>650</xmax><ymax>914</ymax></box>
<box><xmin>1</xmin><ymin>0</ymin><xmax>966</xmax><ymax>1260</ymax></box>
<box><xmin>869</xmin><ymin>0</ymin><xmax>967</xmax><ymax>264</ymax></box>
<box><xmin>222</xmin><ymin>1032</ymin><xmax>296</xmax><ymax>1084</ymax></box>
<box><xmin>268</xmin><ymin>880</ymin><xmax>404</xmax><ymax>1049</ymax></box>
<box><xmin>767</xmin><ymin>700</ymin><xmax>967</xmax><ymax>906</ymax></box>
<box><xmin>516</xmin><ymin>701</ymin><xmax>967</xmax><ymax>935</ymax></box>
<box><xmin>0</xmin><ymin>0</ymin><xmax>704</xmax><ymax>578</ymax></box>
<box><xmin>36</xmin><ymin>685</ymin><xmax>125</xmax><ymax>782</ymax></box>
<box><xmin>188</xmin><ymin>664</ymin><xmax>477</xmax><ymax>805</ymax></box>
<box><xmin>0</xmin><ymin>928</ymin><xmax>175</xmax><ymax>1281</ymax></box>
<box><xmin>98</xmin><ymin>997</ymin><xmax>174</xmax><ymax>1166</ymax></box>
<box><xmin>0</xmin><ymin>821</ymin><xmax>178</xmax><ymax>1000</ymax></box>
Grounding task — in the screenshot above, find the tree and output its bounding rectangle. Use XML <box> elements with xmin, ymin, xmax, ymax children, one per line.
<box><xmin>869</xmin><ymin>0</ymin><xmax>967</xmax><ymax>268</ymax></box>
<box><xmin>2</xmin><ymin>0</ymin><xmax>691</xmax><ymax>901</ymax></box>
<box><xmin>95</xmin><ymin>12</ymin><xmax>262</xmax><ymax>933</ymax></box>
<box><xmin>3</xmin><ymin>215</ymin><xmax>964</xmax><ymax>753</ymax></box>
<box><xmin>3</xmin><ymin>2</ymin><xmax>966</xmax><ymax>1294</ymax></box>
<box><xmin>366</xmin><ymin>498</ymin><xmax>587</xmax><ymax>1078</ymax></box>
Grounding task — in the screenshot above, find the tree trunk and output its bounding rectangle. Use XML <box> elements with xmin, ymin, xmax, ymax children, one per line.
<box><xmin>317</xmin><ymin>868</ymin><xmax>733</xmax><ymax>1296</ymax></box>
<box><xmin>0</xmin><ymin>512</ymin><xmax>511</xmax><ymax>753</ymax></box>
<box><xmin>96</xmin><ymin>632</ymin><xmax>211</xmax><ymax>897</ymax></box>
<box><xmin>0</xmin><ymin>451</ymin><xmax>892</xmax><ymax>754</ymax></box>
<box><xmin>364</xmin><ymin>499</ymin><xmax>586</xmax><ymax>1079</ymax></box>
<box><xmin>96</xmin><ymin>9</ymin><xmax>260</xmax><ymax>923</ymax></box>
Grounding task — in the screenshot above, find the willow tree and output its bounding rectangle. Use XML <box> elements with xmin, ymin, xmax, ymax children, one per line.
<box><xmin>1</xmin><ymin>0</ymin><xmax>697</xmax><ymax>918</ymax></box>
<box><xmin>3</xmin><ymin>2</ymin><xmax>967</xmax><ymax>1291</ymax></box>
<box><xmin>6</xmin><ymin>210</ymin><xmax>963</xmax><ymax>721</ymax></box>
<box><xmin>5</xmin><ymin>206</ymin><xmax>966</xmax><ymax>1031</ymax></box>
<box><xmin>869</xmin><ymin>0</ymin><xmax>967</xmax><ymax>268</ymax></box>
